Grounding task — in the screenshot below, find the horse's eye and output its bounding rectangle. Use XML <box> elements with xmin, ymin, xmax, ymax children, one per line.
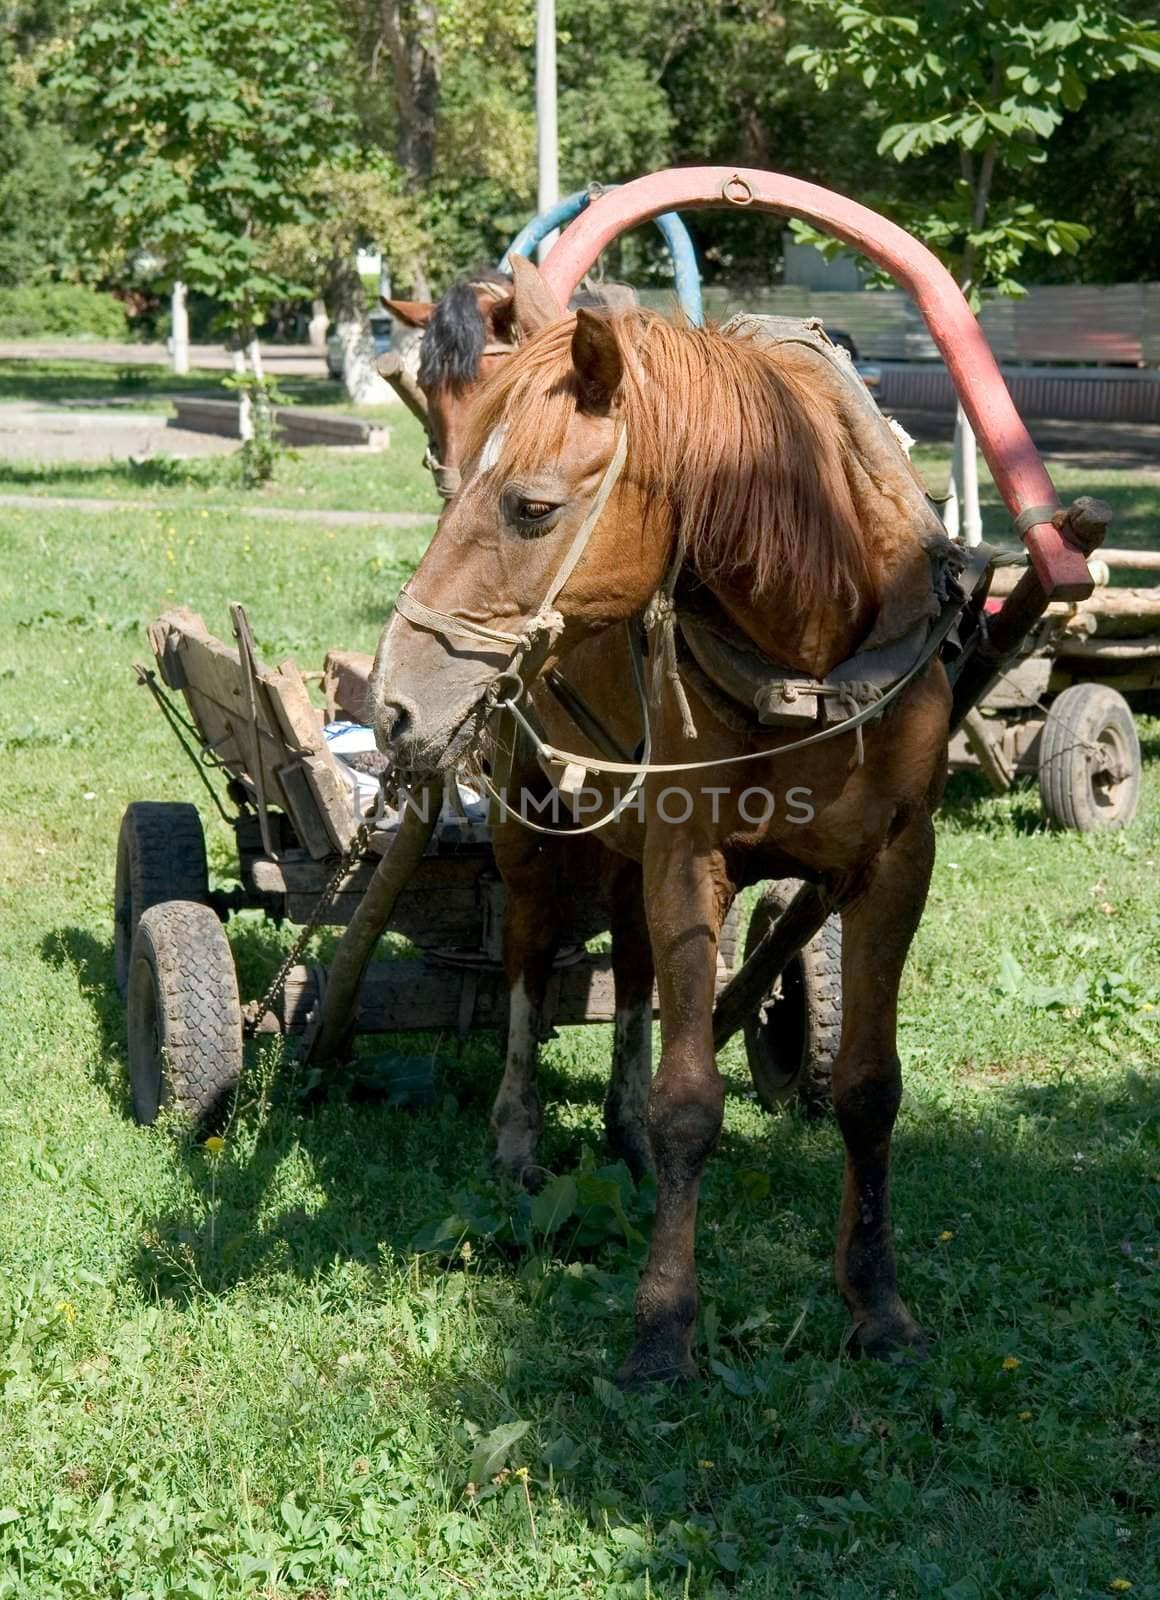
<box><xmin>502</xmin><ymin>485</ymin><xmax>563</xmax><ymax>535</ymax></box>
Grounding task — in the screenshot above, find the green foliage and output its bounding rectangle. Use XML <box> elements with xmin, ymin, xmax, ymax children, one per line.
<box><xmin>220</xmin><ymin>370</ymin><xmax>293</xmax><ymax>488</ymax></box>
<box><xmin>788</xmin><ymin>1</ymin><xmax>1160</xmax><ymax>298</ymax></box>
<box><xmin>271</xmin><ymin>155</ymin><xmax>426</xmax><ymax>315</ymax></box>
<box><xmin>0</xmin><ymin>281</ymin><xmax>127</xmax><ymax>338</ymax></box>
<box><xmin>0</xmin><ymin>427</ymin><xmax>1157</xmax><ymax>1596</ymax></box>
<box><xmin>54</xmin><ymin>0</ymin><xmax>358</xmax><ymax>329</ymax></box>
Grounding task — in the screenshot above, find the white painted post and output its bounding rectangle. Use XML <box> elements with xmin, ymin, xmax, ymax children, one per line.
<box><xmin>171</xmin><ymin>280</ymin><xmax>190</xmax><ymax>376</ymax></box>
<box><xmin>950</xmin><ymin>400</ymin><xmax>983</xmax><ymax>546</ymax></box>
<box><xmin>233</xmin><ymin>347</ymin><xmax>252</xmax><ymax>442</ymax></box>
<box><xmin>535</xmin><ymin>0</ymin><xmax>559</xmax><ymax>264</ymax></box>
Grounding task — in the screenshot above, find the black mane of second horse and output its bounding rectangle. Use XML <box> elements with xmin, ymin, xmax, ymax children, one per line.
<box><xmin>417</xmin><ymin>267</ymin><xmax>510</xmax><ymax>393</ymax></box>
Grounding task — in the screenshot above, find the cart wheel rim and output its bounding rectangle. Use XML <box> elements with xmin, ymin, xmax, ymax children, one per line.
<box><xmin>1089</xmin><ymin>722</ymin><xmax>1132</xmax><ymax>815</ymax></box>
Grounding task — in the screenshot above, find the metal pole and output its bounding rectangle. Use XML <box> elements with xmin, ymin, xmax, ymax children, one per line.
<box><xmin>535</xmin><ymin>0</ymin><xmax>559</xmax><ymax>264</ymax></box>
<box><xmin>951</xmin><ymin>400</ymin><xmax>983</xmax><ymax>546</ymax></box>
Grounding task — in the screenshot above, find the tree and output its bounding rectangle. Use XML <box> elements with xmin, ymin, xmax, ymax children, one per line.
<box><xmin>55</xmin><ymin>0</ymin><xmax>355</xmax><ymax>376</ymax></box>
<box><xmin>0</xmin><ymin>0</ymin><xmax>85</xmax><ymax>287</ymax></box>
<box><xmin>788</xmin><ymin>1</ymin><xmax>1160</xmax><ymax>541</ymax></box>
<box><xmin>272</xmin><ymin>157</ymin><xmax>426</xmax><ymax>402</ymax></box>
<box><xmin>788</xmin><ymin>1</ymin><xmax>1160</xmax><ymax>301</ymax></box>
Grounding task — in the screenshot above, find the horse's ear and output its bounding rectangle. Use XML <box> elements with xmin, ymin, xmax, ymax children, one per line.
<box><xmin>571</xmin><ymin>308</ymin><xmax>623</xmax><ymax>411</ymax></box>
<box><xmin>383</xmin><ymin>297</ymin><xmax>436</xmax><ymax>327</ymax></box>
<box><xmin>509</xmin><ymin>253</ymin><xmax>563</xmax><ymax>338</ymax></box>
<box><xmin>484</xmin><ymin>293</ymin><xmax>517</xmax><ymax>347</ymax></box>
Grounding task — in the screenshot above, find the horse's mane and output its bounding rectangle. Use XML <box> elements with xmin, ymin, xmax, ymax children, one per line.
<box><xmin>418</xmin><ymin>266</ymin><xmax>511</xmax><ymax>392</ymax></box>
<box><xmin>464</xmin><ymin>309</ymin><xmax>878</xmax><ymax>615</ymax></box>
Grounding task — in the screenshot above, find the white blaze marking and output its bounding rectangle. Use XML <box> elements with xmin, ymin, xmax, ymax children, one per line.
<box><xmin>479</xmin><ymin>425</ymin><xmax>506</xmax><ymax>474</ymax></box>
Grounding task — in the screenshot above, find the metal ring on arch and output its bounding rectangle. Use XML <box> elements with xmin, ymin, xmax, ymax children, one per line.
<box><xmin>499</xmin><ymin>188</ymin><xmax>703</xmax><ymax>326</ymax></box>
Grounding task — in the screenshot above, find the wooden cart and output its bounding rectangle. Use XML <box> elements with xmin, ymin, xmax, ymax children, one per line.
<box><xmin>118</xmin><ymin>606</ymin><xmax>831</xmax><ymax>1130</ymax></box>
<box><xmin>949</xmin><ymin>553</ymin><xmax>1155</xmax><ymax>829</ymax></box>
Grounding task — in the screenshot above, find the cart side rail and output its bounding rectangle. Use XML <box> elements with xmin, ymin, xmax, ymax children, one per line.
<box><xmin>147</xmin><ymin>607</ymin><xmax>356</xmax><ymax>857</ymax></box>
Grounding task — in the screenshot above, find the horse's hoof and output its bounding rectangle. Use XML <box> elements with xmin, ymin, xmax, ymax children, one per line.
<box><xmin>614</xmin><ymin>1348</ymin><xmax>698</xmax><ymax>1391</ymax></box>
<box><xmin>849</xmin><ymin>1315</ymin><xmax>930</xmax><ymax>1363</ymax></box>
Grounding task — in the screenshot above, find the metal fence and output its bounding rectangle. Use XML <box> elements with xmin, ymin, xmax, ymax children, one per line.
<box><xmin>634</xmin><ymin>281</ymin><xmax>1160</xmax><ymax>421</ymax></box>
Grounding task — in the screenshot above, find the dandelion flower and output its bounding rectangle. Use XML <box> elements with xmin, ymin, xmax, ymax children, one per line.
<box><xmin>1018</xmin><ymin>1411</ymin><xmax>1032</xmax><ymax>1422</ymax></box>
<box><xmin>203</xmin><ymin>1136</ymin><xmax>225</xmax><ymax>1154</ymax></box>
<box><xmin>938</xmin><ymin>1230</ymin><xmax>955</xmax><ymax>1244</ymax></box>
<box><xmin>1109</xmin><ymin>1581</ymin><xmax>1132</xmax><ymax>1593</ymax></box>
<box><xmin>698</xmin><ymin>1459</ymin><xmax>715</xmax><ymax>1469</ymax></box>
<box><xmin>1002</xmin><ymin>1355</ymin><xmax>1021</xmax><ymax>1372</ymax></box>
<box><xmin>55</xmin><ymin>1299</ymin><xmax>76</xmax><ymax>1323</ymax></box>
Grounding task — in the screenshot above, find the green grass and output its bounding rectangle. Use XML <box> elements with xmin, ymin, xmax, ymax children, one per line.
<box><xmin>0</xmin><ymin>453</ymin><xmax>1158</xmax><ymax>1598</ymax></box>
<box><xmin>911</xmin><ymin>445</ymin><xmax>1160</xmax><ymax>569</ymax></box>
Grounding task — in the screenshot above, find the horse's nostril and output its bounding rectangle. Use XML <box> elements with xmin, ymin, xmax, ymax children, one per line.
<box><xmin>379</xmin><ymin>702</ymin><xmax>412</xmax><ymax>748</ymax></box>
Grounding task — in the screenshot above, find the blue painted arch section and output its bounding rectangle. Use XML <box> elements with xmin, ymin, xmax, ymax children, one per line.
<box><xmin>500</xmin><ymin>188</ymin><xmax>703</xmax><ymax>326</ymax></box>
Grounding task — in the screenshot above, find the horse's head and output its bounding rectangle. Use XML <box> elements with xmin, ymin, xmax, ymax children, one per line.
<box><xmin>386</xmin><ymin>270</ymin><xmax>516</xmax><ymax>498</ymax></box>
<box><xmin>372</xmin><ymin>259</ymin><xmax>670</xmax><ymax>772</ymax></box>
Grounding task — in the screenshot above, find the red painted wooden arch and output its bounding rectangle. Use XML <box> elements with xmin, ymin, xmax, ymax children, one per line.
<box><xmin>540</xmin><ymin>165</ymin><xmax>1092</xmax><ymax>600</ymax></box>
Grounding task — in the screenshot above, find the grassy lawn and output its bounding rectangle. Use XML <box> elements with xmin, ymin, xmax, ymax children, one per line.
<box><xmin>0</xmin><ymin>444</ymin><xmax>1157</xmax><ymax>1598</ymax></box>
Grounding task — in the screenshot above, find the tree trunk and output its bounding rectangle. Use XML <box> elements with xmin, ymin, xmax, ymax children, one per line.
<box><xmin>380</xmin><ymin>1</ymin><xmax>440</xmax><ymax>184</ymax></box>
<box><xmin>308</xmin><ymin>297</ymin><xmax>329</xmax><ymax>351</ymax></box>
<box><xmin>232</xmin><ymin>347</ymin><xmax>252</xmax><ymax>441</ymax></box>
<box><xmin>332</xmin><ymin>262</ymin><xmax>391</xmax><ymax>406</ymax></box>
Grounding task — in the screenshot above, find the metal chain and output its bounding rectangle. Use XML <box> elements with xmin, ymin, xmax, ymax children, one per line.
<box><xmin>242</xmin><ymin>820</ymin><xmax>375</xmax><ymax>1037</ymax></box>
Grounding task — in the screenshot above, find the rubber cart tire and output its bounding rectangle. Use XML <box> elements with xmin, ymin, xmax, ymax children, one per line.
<box><xmin>126</xmin><ymin>900</ymin><xmax>243</xmax><ymax>1130</ymax></box>
<box><xmin>115</xmin><ymin>802</ymin><xmax>209</xmax><ymax>996</ymax></box>
<box><xmin>1038</xmin><ymin>684</ymin><xmax>1140</xmax><ymax>832</ymax></box>
<box><xmin>742</xmin><ymin>880</ymin><xmax>843</xmax><ymax>1117</ymax></box>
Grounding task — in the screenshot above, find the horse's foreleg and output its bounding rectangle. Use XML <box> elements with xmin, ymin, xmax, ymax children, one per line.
<box><xmin>491</xmin><ymin>854</ymin><xmax>561</xmax><ymax>1190</ymax></box>
<box><xmin>617</xmin><ymin>840</ymin><xmax>725</xmax><ymax>1387</ymax></box>
<box><xmin>604</xmin><ymin>860</ymin><xmax>655</xmax><ymax>1180</ymax></box>
<box><xmin>832</xmin><ymin>810</ymin><xmax>935</xmax><ymax>1359</ymax></box>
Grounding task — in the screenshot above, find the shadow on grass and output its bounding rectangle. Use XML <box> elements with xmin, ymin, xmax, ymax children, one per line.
<box><xmin>938</xmin><ymin>769</ymin><xmax>1047</xmax><ymax>834</ymax></box>
<box><xmin>43</xmin><ymin>909</ymin><xmax>1160</xmax><ymax>1587</ymax></box>
<box><xmin>0</xmin><ymin>454</ymin><xmax>241</xmax><ymax>496</ymax></box>
<box><xmin>39</xmin><ymin>925</ymin><xmax>130</xmax><ymax>1115</ymax></box>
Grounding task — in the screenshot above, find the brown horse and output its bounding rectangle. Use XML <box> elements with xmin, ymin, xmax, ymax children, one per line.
<box><xmin>372</xmin><ymin>257</ymin><xmax>955</xmax><ymax>1385</ymax></box>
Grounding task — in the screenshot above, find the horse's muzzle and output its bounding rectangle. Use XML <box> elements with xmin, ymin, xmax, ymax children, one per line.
<box><xmin>373</xmin><ymin>689</ymin><xmax>486</xmax><ymax>776</ymax></box>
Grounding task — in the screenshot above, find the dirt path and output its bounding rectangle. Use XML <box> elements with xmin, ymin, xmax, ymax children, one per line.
<box><xmin>896</xmin><ymin>408</ymin><xmax>1160</xmax><ymax>474</ymax></box>
<box><xmin>0</xmin><ymin>403</ymin><xmax>239</xmax><ymax>463</ymax></box>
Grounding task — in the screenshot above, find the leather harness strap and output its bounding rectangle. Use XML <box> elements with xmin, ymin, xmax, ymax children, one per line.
<box><xmin>395</xmin><ymin>426</ymin><xmax>629</xmax><ymax>670</ymax></box>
